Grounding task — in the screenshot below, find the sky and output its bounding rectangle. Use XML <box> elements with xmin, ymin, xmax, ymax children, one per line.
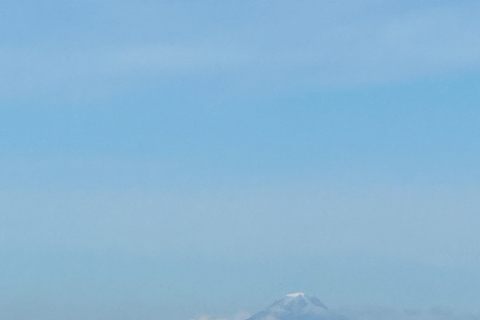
<box><xmin>1</xmin><ymin>1</ymin><xmax>480</xmax><ymax>320</ymax></box>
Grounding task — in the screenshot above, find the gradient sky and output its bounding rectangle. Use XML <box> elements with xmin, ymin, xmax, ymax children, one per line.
<box><xmin>1</xmin><ymin>1</ymin><xmax>480</xmax><ymax>320</ymax></box>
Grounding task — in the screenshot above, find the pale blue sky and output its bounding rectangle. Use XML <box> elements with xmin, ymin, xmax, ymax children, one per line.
<box><xmin>1</xmin><ymin>1</ymin><xmax>480</xmax><ymax>320</ymax></box>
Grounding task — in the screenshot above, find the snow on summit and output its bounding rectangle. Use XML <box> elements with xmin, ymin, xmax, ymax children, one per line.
<box><xmin>287</xmin><ymin>293</ymin><xmax>306</xmax><ymax>298</ymax></box>
<box><xmin>245</xmin><ymin>293</ymin><xmax>346</xmax><ymax>320</ymax></box>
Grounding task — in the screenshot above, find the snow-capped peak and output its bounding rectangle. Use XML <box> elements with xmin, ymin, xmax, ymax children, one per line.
<box><xmin>270</xmin><ymin>292</ymin><xmax>327</xmax><ymax>312</ymax></box>
<box><xmin>246</xmin><ymin>293</ymin><xmax>334</xmax><ymax>320</ymax></box>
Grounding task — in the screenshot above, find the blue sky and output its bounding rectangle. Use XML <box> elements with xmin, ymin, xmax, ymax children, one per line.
<box><xmin>1</xmin><ymin>1</ymin><xmax>480</xmax><ymax>320</ymax></box>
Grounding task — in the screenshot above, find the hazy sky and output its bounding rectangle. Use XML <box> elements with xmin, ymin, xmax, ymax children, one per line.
<box><xmin>1</xmin><ymin>1</ymin><xmax>480</xmax><ymax>320</ymax></box>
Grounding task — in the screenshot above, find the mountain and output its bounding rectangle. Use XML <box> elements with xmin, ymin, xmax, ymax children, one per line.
<box><xmin>246</xmin><ymin>293</ymin><xmax>346</xmax><ymax>320</ymax></box>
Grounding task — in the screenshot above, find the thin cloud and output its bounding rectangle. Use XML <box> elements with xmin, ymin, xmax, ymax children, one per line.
<box><xmin>0</xmin><ymin>43</ymin><xmax>254</xmax><ymax>100</ymax></box>
<box><xmin>2</xmin><ymin>2</ymin><xmax>480</xmax><ymax>101</ymax></box>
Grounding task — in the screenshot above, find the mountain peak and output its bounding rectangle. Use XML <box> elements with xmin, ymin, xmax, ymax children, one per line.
<box><xmin>246</xmin><ymin>293</ymin><xmax>340</xmax><ymax>320</ymax></box>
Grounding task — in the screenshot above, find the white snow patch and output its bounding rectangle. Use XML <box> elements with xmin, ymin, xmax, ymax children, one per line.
<box><xmin>287</xmin><ymin>292</ymin><xmax>305</xmax><ymax>298</ymax></box>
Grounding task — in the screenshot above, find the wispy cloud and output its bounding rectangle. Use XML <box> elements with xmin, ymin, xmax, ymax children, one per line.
<box><xmin>2</xmin><ymin>1</ymin><xmax>480</xmax><ymax>101</ymax></box>
<box><xmin>0</xmin><ymin>43</ymin><xmax>254</xmax><ymax>100</ymax></box>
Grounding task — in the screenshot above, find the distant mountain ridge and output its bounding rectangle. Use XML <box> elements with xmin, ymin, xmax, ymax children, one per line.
<box><xmin>246</xmin><ymin>293</ymin><xmax>347</xmax><ymax>320</ymax></box>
